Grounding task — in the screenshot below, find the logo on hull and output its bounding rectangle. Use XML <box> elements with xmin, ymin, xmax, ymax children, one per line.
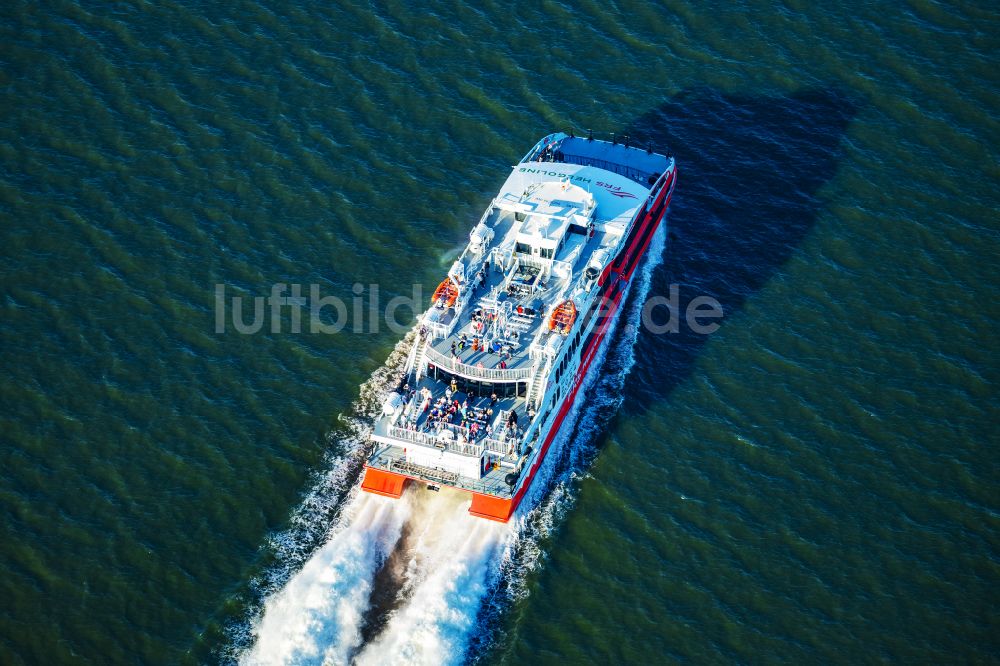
<box><xmin>596</xmin><ymin>180</ymin><xmax>638</xmax><ymax>199</ymax></box>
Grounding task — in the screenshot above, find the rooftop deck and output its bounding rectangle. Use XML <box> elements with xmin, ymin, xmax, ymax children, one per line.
<box><xmin>423</xmin><ymin>208</ymin><xmax>614</xmax><ymax>385</ymax></box>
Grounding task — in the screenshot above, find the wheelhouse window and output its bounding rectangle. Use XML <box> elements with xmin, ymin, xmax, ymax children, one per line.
<box><xmin>515</xmin><ymin>242</ymin><xmax>532</xmax><ymax>254</ymax></box>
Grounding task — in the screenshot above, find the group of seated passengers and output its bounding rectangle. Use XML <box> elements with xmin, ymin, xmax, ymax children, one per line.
<box><xmin>505</xmin><ymin>282</ymin><xmax>529</xmax><ymax>298</ymax></box>
<box><xmin>470</xmin><ymin>308</ymin><xmax>496</xmax><ymax>328</ymax></box>
<box><xmin>537</xmin><ymin>145</ymin><xmax>563</xmax><ymax>162</ymax></box>
<box><xmin>419</xmin><ymin>396</ymin><xmax>495</xmax><ymax>438</ymax></box>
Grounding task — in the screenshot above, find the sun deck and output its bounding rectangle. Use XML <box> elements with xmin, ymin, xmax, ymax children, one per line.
<box><xmin>422</xmin><ymin>207</ymin><xmax>616</xmax><ymax>383</ymax></box>
<box><xmin>369</xmin><ymin>375</ymin><xmax>528</xmax><ymax>496</ymax></box>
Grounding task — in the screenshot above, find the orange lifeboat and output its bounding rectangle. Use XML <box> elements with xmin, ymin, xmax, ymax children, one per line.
<box><xmin>432</xmin><ymin>277</ymin><xmax>460</xmax><ymax>308</ymax></box>
<box><xmin>548</xmin><ymin>299</ymin><xmax>577</xmax><ymax>334</ymax></box>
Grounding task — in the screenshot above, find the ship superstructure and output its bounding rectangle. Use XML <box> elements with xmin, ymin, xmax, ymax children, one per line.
<box><xmin>361</xmin><ymin>132</ymin><xmax>676</xmax><ymax>521</ymax></box>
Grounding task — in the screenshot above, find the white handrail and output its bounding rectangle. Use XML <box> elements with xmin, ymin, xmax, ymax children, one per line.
<box><xmin>387</xmin><ymin>425</ymin><xmax>485</xmax><ymax>458</ymax></box>
<box><xmin>424</xmin><ymin>345</ymin><xmax>533</xmax><ymax>381</ymax></box>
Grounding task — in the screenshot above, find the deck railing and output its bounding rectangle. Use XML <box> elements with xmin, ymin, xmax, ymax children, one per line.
<box><xmin>424</xmin><ymin>345</ymin><xmax>533</xmax><ymax>381</ymax></box>
<box><xmin>424</xmin><ymin>294</ymin><xmax>470</xmax><ymax>341</ymax></box>
<box><xmin>483</xmin><ymin>437</ymin><xmax>515</xmax><ymax>457</ymax></box>
<box><xmin>385</xmin><ymin>424</ymin><xmax>520</xmax><ymax>460</ymax></box>
<box><xmin>387</xmin><ymin>425</ymin><xmax>484</xmax><ymax>458</ymax></box>
<box><xmin>387</xmin><ymin>426</ymin><xmax>439</xmax><ymax>448</ymax></box>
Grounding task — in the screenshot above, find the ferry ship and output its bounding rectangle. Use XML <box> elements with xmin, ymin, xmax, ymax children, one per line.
<box><xmin>361</xmin><ymin>131</ymin><xmax>676</xmax><ymax>521</ymax></box>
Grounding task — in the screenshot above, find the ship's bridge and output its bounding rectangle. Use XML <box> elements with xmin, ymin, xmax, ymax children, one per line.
<box><xmin>497</xmin><ymin>161</ymin><xmax>648</xmax><ymax>234</ymax></box>
<box><xmin>496</xmin><ymin>180</ymin><xmax>596</xmax><ymax>262</ymax></box>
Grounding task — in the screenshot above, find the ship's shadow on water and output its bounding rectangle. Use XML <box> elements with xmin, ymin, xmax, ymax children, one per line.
<box><xmin>467</xmin><ymin>87</ymin><xmax>857</xmax><ymax>665</ymax></box>
<box><xmin>621</xmin><ymin>88</ymin><xmax>857</xmax><ymax>414</ymax></box>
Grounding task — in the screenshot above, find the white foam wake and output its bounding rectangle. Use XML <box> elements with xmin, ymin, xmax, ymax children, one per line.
<box><xmin>243</xmin><ymin>493</ymin><xmax>411</xmax><ymax>665</ymax></box>
<box><xmin>355</xmin><ymin>489</ymin><xmax>511</xmax><ymax>665</ymax></box>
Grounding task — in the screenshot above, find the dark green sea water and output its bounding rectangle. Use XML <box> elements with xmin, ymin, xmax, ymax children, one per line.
<box><xmin>2</xmin><ymin>1</ymin><xmax>998</xmax><ymax>664</ymax></box>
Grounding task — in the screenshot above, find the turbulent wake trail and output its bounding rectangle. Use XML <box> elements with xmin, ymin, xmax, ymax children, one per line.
<box><xmin>354</xmin><ymin>490</ymin><xmax>510</xmax><ymax>664</ymax></box>
<box><xmin>244</xmin><ymin>493</ymin><xmax>411</xmax><ymax>664</ymax></box>
<box><xmin>240</xmin><ymin>225</ymin><xmax>667</xmax><ymax>665</ymax></box>
<box><xmin>244</xmin><ymin>489</ymin><xmax>511</xmax><ymax>666</ymax></box>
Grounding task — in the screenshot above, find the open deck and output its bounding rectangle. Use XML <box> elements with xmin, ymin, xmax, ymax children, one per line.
<box><xmin>369</xmin><ymin>373</ymin><xmax>530</xmax><ymax>497</ymax></box>
<box><xmin>423</xmin><ymin>206</ymin><xmax>614</xmax><ymax>383</ymax></box>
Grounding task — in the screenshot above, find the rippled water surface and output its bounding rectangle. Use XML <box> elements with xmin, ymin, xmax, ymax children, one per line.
<box><xmin>1</xmin><ymin>1</ymin><xmax>997</xmax><ymax>664</ymax></box>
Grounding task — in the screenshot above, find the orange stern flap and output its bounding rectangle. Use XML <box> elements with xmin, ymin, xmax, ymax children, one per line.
<box><xmin>469</xmin><ymin>493</ymin><xmax>515</xmax><ymax>522</ymax></box>
<box><xmin>361</xmin><ymin>467</ymin><xmax>407</xmax><ymax>499</ymax></box>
